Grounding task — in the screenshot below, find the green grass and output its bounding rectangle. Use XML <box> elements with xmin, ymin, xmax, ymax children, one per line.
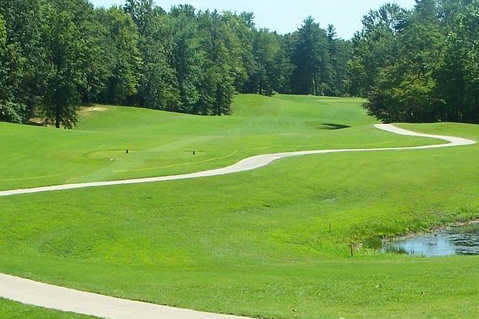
<box><xmin>0</xmin><ymin>94</ymin><xmax>436</xmax><ymax>190</ymax></box>
<box><xmin>0</xmin><ymin>298</ymin><xmax>96</xmax><ymax>318</ymax></box>
<box><xmin>1</xmin><ymin>95</ymin><xmax>479</xmax><ymax>318</ymax></box>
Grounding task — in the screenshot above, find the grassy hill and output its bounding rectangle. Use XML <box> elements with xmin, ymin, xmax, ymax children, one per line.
<box><xmin>0</xmin><ymin>95</ymin><xmax>434</xmax><ymax>190</ymax></box>
<box><xmin>1</xmin><ymin>95</ymin><xmax>479</xmax><ymax>318</ymax></box>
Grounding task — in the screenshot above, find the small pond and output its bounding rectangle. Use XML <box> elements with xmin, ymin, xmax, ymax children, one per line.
<box><xmin>382</xmin><ymin>223</ymin><xmax>479</xmax><ymax>257</ymax></box>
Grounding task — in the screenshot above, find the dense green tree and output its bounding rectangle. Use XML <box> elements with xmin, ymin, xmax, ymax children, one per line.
<box><xmin>364</xmin><ymin>1</ymin><xmax>444</xmax><ymax>122</ymax></box>
<box><xmin>435</xmin><ymin>0</ymin><xmax>479</xmax><ymax>122</ymax></box>
<box><xmin>0</xmin><ymin>0</ymin><xmax>45</xmax><ymax>123</ymax></box>
<box><xmin>363</xmin><ymin>0</ymin><xmax>479</xmax><ymax>123</ymax></box>
<box><xmin>348</xmin><ymin>4</ymin><xmax>408</xmax><ymax>97</ymax></box>
<box><xmin>169</xmin><ymin>5</ymin><xmax>202</xmax><ymax>113</ymax></box>
<box><xmin>123</xmin><ymin>0</ymin><xmax>156</xmax><ymax>35</ymax></box>
<box><xmin>225</xmin><ymin>12</ymin><xmax>256</xmax><ymax>93</ymax></box>
<box><xmin>219</xmin><ymin>12</ymin><xmax>251</xmax><ymax>100</ymax></box>
<box><xmin>40</xmin><ymin>0</ymin><xmax>102</xmax><ymax>128</ymax></box>
<box><xmin>438</xmin><ymin>0</ymin><xmax>474</xmax><ymax>25</ymax></box>
<box><xmin>125</xmin><ymin>0</ymin><xmax>179</xmax><ymax>111</ymax></box>
<box><xmin>236</xmin><ymin>12</ymin><xmax>257</xmax><ymax>89</ymax></box>
<box><xmin>326</xmin><ymin>25</ymin><xmax>351</xmax><ymax>96</ymax></box>
<box><xmin>272</xmin><ymin>34</ymin><xmax>295</xmax><ymax>93</ymax></box>
<box><xmin>244</xmin><ymin>29</ymin><xmax>280</xmax><ymax>96</ymax></box>
<box><xmin>197</xmin><ymin>10</ymin><xmax>238</xmax><ymax>115</ymax></box>
<box><xmin>0</xmin><ymin>0</ymin><xmax>365</xmax><ymax>127</ymax></box>
<box><xmin>291</xmin><ymin>17</ymin><xmax>327</xmax><ymax>95</ymax></box>
<box><xmin>96</xmin><ymin>7</ymin><xmax>141</xmax><ymax>105</ymax></box>
<box><xmin>0</xmin><ymin>14</ymin><xmax>19</xmax><ymax>122</ymax></box>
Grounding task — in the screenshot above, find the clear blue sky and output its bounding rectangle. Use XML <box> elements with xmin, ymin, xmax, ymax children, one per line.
<box><xmin>91</xmin><ymin>0</ymin><xmax>416</xmax><ymax>39</ymax></box>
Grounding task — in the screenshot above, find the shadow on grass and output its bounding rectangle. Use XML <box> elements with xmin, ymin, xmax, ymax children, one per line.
<box><xmin>320</xmin><ymin>123</ymin><xmax>351</xmax><ymax>130</ymax></box>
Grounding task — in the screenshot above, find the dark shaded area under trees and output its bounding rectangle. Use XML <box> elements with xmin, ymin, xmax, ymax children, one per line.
<box><xmin>0</xmin><ymin>0</ymin><xmax>478</xmax><ymax>127</ymax></box>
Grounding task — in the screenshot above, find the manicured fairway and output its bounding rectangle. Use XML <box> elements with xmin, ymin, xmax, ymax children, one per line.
<box><xmin>0</xmin><ymin>95</ymin><xmax>436</xmax><ymax>191</ymax></box>
<box><xmin>0</xmin><ymin>298</ymin><xmax>95</xmax><ymax>318</ymax></box>
<box><xmin>1</xmin><ymin>96</ymin><xmax>479</xmax><ymax>318</ymax></box>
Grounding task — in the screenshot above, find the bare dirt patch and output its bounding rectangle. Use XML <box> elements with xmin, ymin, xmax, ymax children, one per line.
<box><xmin>79</xmin><ymin>106</ymin><xmax>109</xmax><ymax>116</ymax></box>
<box><xmin>28</xmin><ymin>106</ymin><xmax>110</xmax><ymax>126</ymax></box>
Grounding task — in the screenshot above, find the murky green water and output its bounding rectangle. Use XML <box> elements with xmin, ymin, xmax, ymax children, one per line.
<box><xmin>382</xmin><ymin>223</ymin><xmax>479</xmax><ymax>257</ymax></box>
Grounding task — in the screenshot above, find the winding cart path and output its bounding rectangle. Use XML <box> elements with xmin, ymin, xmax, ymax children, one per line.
<box><xmin>0</xmin><ymin>124</ymin><xmax>474</xmax><ymax>198</ymax></box>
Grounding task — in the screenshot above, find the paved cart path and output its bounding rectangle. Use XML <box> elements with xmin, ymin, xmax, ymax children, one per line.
<box><xmin>0</xmin><ymin>124</ymin><xmax>475</xmax><ymax>319</ymax></box>
<box><xmin>0</xmin><ymin>274</ymin><xmax>249</xmax><ymax>319</ymax></box>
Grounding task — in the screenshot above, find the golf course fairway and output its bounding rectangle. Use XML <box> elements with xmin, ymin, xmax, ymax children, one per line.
<box><xmin>1</xmin><ymin>95</ymin><xmax>479</xmax><ymax>319</ymax></box>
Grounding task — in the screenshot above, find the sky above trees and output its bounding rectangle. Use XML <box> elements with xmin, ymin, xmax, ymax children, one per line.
<box><xmin>90</xmin><ymin>0</ymin><xmax>416</xmax><ymax>39</ymax></box>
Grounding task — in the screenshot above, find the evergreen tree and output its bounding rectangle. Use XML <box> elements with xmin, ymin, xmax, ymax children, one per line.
<box><xmin>291</xmin><ymin>17</ymin><xmax>328</xmax><ymax>95</ymax></box>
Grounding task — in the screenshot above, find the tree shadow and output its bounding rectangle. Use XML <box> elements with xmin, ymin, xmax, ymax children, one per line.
<box><xmin>320</xmin><ymin>123</ymin><xmax>351</xmax><ymax>130</ymax></box>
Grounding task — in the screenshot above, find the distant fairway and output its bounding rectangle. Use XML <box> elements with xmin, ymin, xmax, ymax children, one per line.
<box><xmin>0</xmin><ymin>95</ymin><xmax>435</xmax><ymax>191</ymax></box>
<box><xmin>2</xmin><ymin>95</ymin><xmax>479</xmax><ymax>318</ymax></box>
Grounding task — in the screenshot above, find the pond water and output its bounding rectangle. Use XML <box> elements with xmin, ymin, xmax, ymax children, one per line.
<box><xmin>382</xmin><ymin>223</ymin><xmax>479</xmax><ymax>257</ymax></box>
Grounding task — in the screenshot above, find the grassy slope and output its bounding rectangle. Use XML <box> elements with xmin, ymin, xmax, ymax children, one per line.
<box><xmin>1</xmin><ymin>95</ymin><xmax>479</xmax><ymax>318</ymax></box>
<box><xmin>0</xmin><ymin>298</ymin><xmax>96</xmax><ymax>318</ymax></box>
<box><xmin>0</xmin><ymin>95</ymin><xmax>435</xmax><ymax>190</ymax></box>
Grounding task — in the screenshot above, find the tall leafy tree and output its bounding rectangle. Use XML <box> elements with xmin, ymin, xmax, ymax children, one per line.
<box><xmin>125</xmin><ymin>0</ymin><xmax>179</xmax><ymax>110</ymax></box>
<box><xmin>234</xmin><ymin>12</ymin><xmax>257</xmax><ymax>92</ymax></box>
<box><xmin>362</xmin><ymin>0</ymin><xmax>479</xmax><ymax>123</ymax></box>
<box><xmin>0</xmin><ymin>13</ymin><xmax>18</xmax><ymax>122</ymax></box>
<box><xmin>0</xmin><ymin>0</ymin><xmax>45</xmax><ymax>123</ymax></box>
<box><xmin>197</xmin><ymin>10</ymin><xmax>238</xmax><ymax>115</ymax></box>
<box><xmin>124</xmin><ymin>0</ymin><xmax>155</xmax><ymax>35</ymax></box>
<box><xmin>222</xmin><ymin>12</ymin><xmax>254</xmax><ymax>92</ymax></box>
<box><xmin>96</xmin><ymin>7</ymin><xmax>141</xmax><ymax>105</ymax></box>
<box><xmin>40</xmin><ymin>0</ymin><xmax>101</xmax><ymax>128</ymax></box>
<box><xmin>272</xmin><ymin>34</ymin><xmax>295</xmax><ymax>94</ymax></box>
<box><xmin>348</xmin><ymin>4</ymin><xmax>408</xmax><ymax>96</ymax></box>
<box><xmin>169</xmin><ymin>5</ymin><xmax>202</xmax><ymax>113</ymax></box>
<box><xmin>244</xmin><ymin>28</ymin><xmax>281</xmax><ymax>96</ymax></box>
<box><xmin>435</xmin><ymin>0</ymin><xmax>479</xmax><ymax>122</ymax></box>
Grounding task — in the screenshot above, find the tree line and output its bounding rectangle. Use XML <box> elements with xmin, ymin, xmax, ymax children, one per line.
<box><xmin>352</xmin><ymin>0</ymin><xmax>479</xmax><ymax>123</ymax></box>
<box><xmin>0</xmin><ymin>0</ymin><xmax>350</xmax><ymax>127</ymax></box>
<box><xmin>1</xmin><ymin>0</ymin><xmax>478</xmax><ymax>127</ymax></box>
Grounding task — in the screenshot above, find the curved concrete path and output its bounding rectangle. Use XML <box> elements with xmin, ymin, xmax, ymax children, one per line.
<box><xmin>0</xmin><ymin>124</ymin><xmax>475</xmax><ymax>198</ymax></box>
<box><xmin>0</xmin><ymin>274</ymin><xmax>249</xmax><ymax>319</ymax></box>
<box><xmin>0</xmin><ymin>124</ymin><xmax>476</xmax><ymax>319</ymax></box>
